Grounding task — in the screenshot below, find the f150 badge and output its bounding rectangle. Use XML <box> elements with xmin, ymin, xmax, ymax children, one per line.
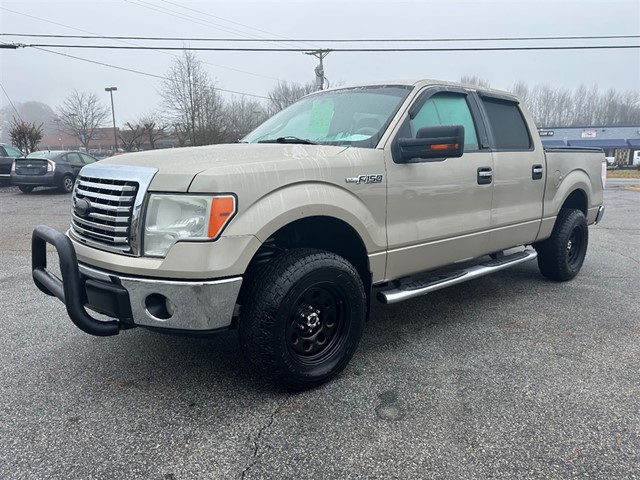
<box><xmin>346</xmin><ymin>174</ymin><xmax>383</xmax><ymax>184</ymax></box>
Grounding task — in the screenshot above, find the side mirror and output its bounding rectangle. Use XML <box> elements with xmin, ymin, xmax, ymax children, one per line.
<box><xmin>397</xmin><ymin>125</ymin><xmax>464</xmax><ymax>161</ymax></box>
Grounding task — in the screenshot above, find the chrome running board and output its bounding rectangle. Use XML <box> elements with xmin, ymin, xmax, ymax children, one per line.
<box><xmin>377</xmin><ymin>249</ymin><xmax>538</xmax><ymax>305</ymax></box>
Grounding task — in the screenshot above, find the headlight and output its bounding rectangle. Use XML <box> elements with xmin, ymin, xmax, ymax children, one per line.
<box><xmin>143</xmin><ymin>194</ymin><xmax>236</xmax><ymax>257</ymax></box>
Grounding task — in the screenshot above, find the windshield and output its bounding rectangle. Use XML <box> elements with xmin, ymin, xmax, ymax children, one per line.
<box><xmin>3</xmin><ymin>145</ymin><xmax>22</xmax><ymax>157</ymax></box>
<box><xmin>243</xmin><ymin>85</ymin><xmax>412</xmax><ymax>147</ymax></box>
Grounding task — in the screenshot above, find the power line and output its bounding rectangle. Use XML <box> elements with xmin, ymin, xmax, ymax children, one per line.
<box><xmin>125</xmin><ymin>0</ymin><xmax>250</xmax><ymax>36</ymax></box>
<box><xmin>0</xmin><ymin>7</ymin><xmax>283</xmax><ymax>82</ymax></box>
<box><xmin>0</xmin><ymin>82</ymin><xmax>23</xmax><ymax>121</ymax></box>
<box><xmin>157</xmin><ymin>0</ymin><xmax>319</xmax><ymax>50</ymax></box>
<box><xmin>124</xmin><ymin>0</ymin><xmax>304</xmax><ymax>50</ymax></box>
<box><xmin>30</xmin><ymin>47</ymin><xmax>270</xmax><ymax>100</ymax></box>
<box><xmin>3</xmin><ymin>33</ymin><xmax>639</xmax><ymax>43</ymax></box>
<box><xmin>15</xmin><ymin>44</ymin><xmax>640</xmax><ymax>52</ymax></box>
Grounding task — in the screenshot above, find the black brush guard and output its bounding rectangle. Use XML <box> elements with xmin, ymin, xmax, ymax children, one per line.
<box><xmin>31</xmin><ymin>225</ymin><xmax>131</xmax><ymax>336</ymax></box>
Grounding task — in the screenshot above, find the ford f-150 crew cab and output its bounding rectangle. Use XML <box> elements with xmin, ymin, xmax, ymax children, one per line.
<box><xmin>32</xmin><ymin>80</ymin><xmax>606</xmax><ymax>390</ymax></box>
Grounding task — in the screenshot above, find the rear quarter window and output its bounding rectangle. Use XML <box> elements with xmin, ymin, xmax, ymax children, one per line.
<box><xmin>481</xmin><ymin>98</ymin><xmax>532</xmax><ymax>151</ymax></box>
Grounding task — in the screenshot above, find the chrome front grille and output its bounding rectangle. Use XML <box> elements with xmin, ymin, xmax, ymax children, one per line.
<box><xmin>71</xmin><ymin>175</ymin><xmax>139</xmax><ymax>253</ymax></box>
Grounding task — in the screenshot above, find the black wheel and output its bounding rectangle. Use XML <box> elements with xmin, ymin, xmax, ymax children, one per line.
<box><xmin>535</xmin><ymin>209</ymin><xmax>588</xmax><ymax>281</ymax></box>
<box><xmin>60</xmin><ymin>175</ymin><xmax>75</xmax><ymax>193</ymax></box>
<box><xmin>239</xmin><ymin>248</ymin><xmax>366</xmax><ymax>391</ymax></box>
<box><xmin>18</xmin><ymin>185</ymin><xmax>34</xmax><ymax>193</ymax></box>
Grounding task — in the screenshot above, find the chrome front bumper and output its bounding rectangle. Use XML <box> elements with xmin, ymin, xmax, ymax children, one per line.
<box><xmin>32</xmin><ymin>224</ymin><xmax>241</xmax><ymax>336</ymax></box>
<box><xmin>79</xmin><ymin>263</ymin><xmax>242</xmax><ymax>332</ymax></box>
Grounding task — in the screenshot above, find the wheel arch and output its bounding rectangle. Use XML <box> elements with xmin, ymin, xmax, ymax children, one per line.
<box><xmin>544</xmin><ymin>168</ymin><xmax>593</xmax><ymax>218</ymax></box>
<box><xmin>239</xmin><ymin>215</ymin><xmax>373</xmax><ymax>318</ymax></box>
<box><xmin>560</xmin><ymin>188</ymin><xmax>588</xmax><ymax>215</ymax></box>
<box><xmin>538</xmin><ymin>169</ymin><xmax>592</xmax><ymax>242</ymax></box>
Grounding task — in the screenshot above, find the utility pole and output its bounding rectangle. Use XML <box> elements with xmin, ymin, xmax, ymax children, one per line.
<box><xmin>69</xmin><ymin>113</ymin><xmax>78</xmax><ymax>148</ymax></box>
<box><xmin>54</xmin><ymin>118</ymin><xmax>62</xmax><ymax>150</ymax></box>
<box><xmin>105</xmin><ymin>86</ymin><xmax>118</xmax><ymax>153</ymax></box>
<box><xmin>305</xmin><ymin>50</ymin><xmax>331</xmax><ymax>91</ymax></box>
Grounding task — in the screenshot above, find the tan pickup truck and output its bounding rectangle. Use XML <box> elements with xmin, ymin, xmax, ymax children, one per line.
<box><xmin>32</xmin><ymin>80</ymin><xmax>605</xmax><ymax>390</ymax></box>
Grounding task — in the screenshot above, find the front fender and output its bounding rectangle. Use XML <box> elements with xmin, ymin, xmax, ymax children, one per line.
<box><xmin>223</xmin><ymin>182</ymin><xmax>386</xmax><ymax>254</ymax></box>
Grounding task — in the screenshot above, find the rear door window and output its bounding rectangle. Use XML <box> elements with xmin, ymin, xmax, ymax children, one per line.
<box><xmin>481</xmin><ymin>98</ymin><xmax>532</xmax><ymax>150</ymax></box>
<box><xmin>66</xmin><ymin>153</ymin><xmax>83</xmax><ymax>164</ymax></box>
<box><xmin>80</xmin><ymin>153</ymin><xmax>97</xmax><ymax>164</ymax></box>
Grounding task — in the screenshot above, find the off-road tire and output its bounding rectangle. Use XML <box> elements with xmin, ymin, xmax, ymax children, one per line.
<box><xmin>239</xmin><ymin>248</ymin><xmax>366</xmax><ymax>391</ymax></box>
<box><xmin>19</xmin><ymin>185</ymin><xmax>34</xmax><ymax>193</ymax></box>
<box><xmin>535</xmin><ymin>208</ymin><xmax>588</xmax><ymax>281</ymax></box>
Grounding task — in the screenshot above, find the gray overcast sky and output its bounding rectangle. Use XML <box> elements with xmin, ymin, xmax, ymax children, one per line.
<box><xmin>1</xmin><ymin>0</ymin><xmax>639</xmax><ymax>123</ymax></box>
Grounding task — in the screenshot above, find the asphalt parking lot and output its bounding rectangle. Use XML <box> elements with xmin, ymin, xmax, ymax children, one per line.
<box><xmin>1</xmin><ymin>181</ymin><xmax>639</xmax><ymax>479</ymax></box>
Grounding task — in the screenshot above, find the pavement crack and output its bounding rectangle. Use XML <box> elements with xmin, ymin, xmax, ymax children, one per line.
<box><xmin>240</xmin><ymin>398</ymin><xmax>289</xmax><ymax>480</ymax></box>
<box><xmin>618</xmin><ymin>251</ymin><xmax>640</xmax><ymax>267</ymax></box>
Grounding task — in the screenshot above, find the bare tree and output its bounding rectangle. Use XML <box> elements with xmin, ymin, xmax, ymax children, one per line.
<box><xmin>118</xmin><ymin>122</ymin><xmax>146</xmax><ymax>152</ymax></box>
<box><xmin>139</xmin><ymin>115</ymin><xmax>168</xmax><ymax>149</ymax></box>
<box><xmin>57</xmin><ymin>90</ymin><xmax>109</xmax><ymax>150</ymax></box>
<box><xmin>195</xmin><ymin>86</ymin><xmax>226</xmax><ymax>145</ymax></box>
<box><xmin>9</xmin><ymin>118</ymin><xmax>43</xmax><ymax>153</ymax></box>
<box><xmin>267</xmin><ymin>81</ymin><xmax>316</xmax><ymax>115</ymax></box>
<box><xmin>0</xmin><ymin>101</ymin><xmax>56</xmax><ymax>144</ymax></box>
<box><xmin>510</xmin><ymin>81</ymin><xmax>640</xmax><ymax>127</ymax></box>
<box><xmin>173</xmin><ymin>123</ymin><xmax>189</xmax><ymax>147</ymax></box>
<box><xmin>459</xmin><ymin>76</ymin><xmax>491</xmax><ymax>88</ymax></box>
<box><xmin>161</xmin><ymin>50</ymin><xmax>226</xmax><ymax>146</ymax></box>
<box><xmin>223</xmin><ymin>96</ymin><xmax>267</xmax><ymax>142</ymax></box>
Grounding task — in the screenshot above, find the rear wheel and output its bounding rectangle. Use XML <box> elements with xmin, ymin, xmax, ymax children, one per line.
<box><xmin>18</xmin><ymin>185</ymin><xmax>34</xmax><ymax>193</ymax></box>
<box><xmin>239</xmin><ymin>248</ymin><xmax>366</xmax><ymax>391</ymax></box>
<box><xmin>60</xmin><ymin>175</ymin><xmax>75</xmax><ymax>193</ymax></box>
<box><xmin>535</xmin><ymin>209</ymin><xmax>588</xmax><ymax>281</ymax></box>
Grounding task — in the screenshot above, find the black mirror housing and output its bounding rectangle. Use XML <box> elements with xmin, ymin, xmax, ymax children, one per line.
<box><xmin>398</xmin><ymin>125</ymin><xmax>465</xmax><ymax>161</ymax></box>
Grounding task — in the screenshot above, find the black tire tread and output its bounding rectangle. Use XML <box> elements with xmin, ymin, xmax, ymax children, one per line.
<box><xmin>536</xmin><ymin>208</ymin><xmax>588</xmax><ymax>281</ymax></box>
<box><xmin>239</xmin><ymin>248</ymin><xmax>365</xmax><ymax>391</ymax></box>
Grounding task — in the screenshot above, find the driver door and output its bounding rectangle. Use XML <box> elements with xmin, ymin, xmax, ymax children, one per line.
<box><xmin>384</xmin><ymin>88</ymin><xmax>494</xmax><ymax>280</ymax></box>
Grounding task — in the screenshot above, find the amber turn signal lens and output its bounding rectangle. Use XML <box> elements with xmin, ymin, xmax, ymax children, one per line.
<box><xmin>431</xmin><ymin>143</ymin><xmax>458</xmax><ymax>151</ymax></box>
<box><xmin>208</xmin><ymin>196</ymin><xmax>236</xmax><ymax>238</ymax></box>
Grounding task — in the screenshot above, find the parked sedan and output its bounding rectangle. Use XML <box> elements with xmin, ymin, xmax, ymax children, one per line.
<box><xmin>11</xmin><ymin>150</ymin><xmax>99</xmax><ymax>193</ymax></box>
<box><xmin>0</xmin><ymin>143</ymin><xmax>23</xmax><ymax>186</ymax></box>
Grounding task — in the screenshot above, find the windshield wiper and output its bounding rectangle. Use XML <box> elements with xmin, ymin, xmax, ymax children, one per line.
<box><xmin>257</xmin><ymin>136</ymin><xmax>316</xmax><ymax>145</ymax></box>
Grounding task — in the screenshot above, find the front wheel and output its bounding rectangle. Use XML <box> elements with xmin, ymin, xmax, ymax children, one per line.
<box><xmin>239</xmin><ymin>248</ymin><xmax>366</xmax><ymax>391</ymax></box>
<box><xmin>535</xmin><ymin>209</ymin><xmax>588</xmax><ymax>281</ymax></box>
<box><xmin>18</xmin><ymin>185</ymin><xmax>35</xmax><ymax>193</ymax></box>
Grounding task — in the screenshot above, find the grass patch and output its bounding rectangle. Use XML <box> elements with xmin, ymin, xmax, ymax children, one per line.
<box><xmin>607</xmin><ymin>169</ymin><xmax>640</xmax><ymax>179</ymax></box>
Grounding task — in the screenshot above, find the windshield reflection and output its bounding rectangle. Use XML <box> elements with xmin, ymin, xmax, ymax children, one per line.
<box><xmin>243</xmin><ymin>85</ymin><xmax>412</xmax><ymax>148</ymax></box>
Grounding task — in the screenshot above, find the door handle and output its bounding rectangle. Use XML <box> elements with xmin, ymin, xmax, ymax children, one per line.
<box><xmin>477</xmin><ymin>167</ymin><xmax>493</xmax><ymax>185</ymax></box>
<box><xmin>532</xmin><ymin>164</ymin><xmax>544</xmax><ymax>180</ymax></box>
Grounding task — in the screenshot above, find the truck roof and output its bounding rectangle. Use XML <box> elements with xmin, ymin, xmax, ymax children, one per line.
<box><xmin>320</xmin><ymin>79</ymin><xmax>519</xmax><ymax>101</ymax></box>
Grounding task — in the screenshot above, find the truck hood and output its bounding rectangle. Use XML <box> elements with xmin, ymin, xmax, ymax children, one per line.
<box><xmin>98</xmin><ymin>143</ymin><xmax>350</xmax><ymax>192</ymax></box>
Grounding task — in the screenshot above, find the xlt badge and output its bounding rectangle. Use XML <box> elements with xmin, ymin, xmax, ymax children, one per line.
<box><xmin>346</xmin><ymin>174</ymin><xmax>383</xmax><ymax>184</ymax></box>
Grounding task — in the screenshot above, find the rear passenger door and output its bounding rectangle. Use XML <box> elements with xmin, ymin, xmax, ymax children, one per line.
<box><xmin>477</xmin><ymin>93</ymin><xmax>545</xmax><ymax>250</ymax></box>
<box><xmin>65</xmin><ymin>152</ymin><xmax>85</xmax><ymax>176</ymax></box>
